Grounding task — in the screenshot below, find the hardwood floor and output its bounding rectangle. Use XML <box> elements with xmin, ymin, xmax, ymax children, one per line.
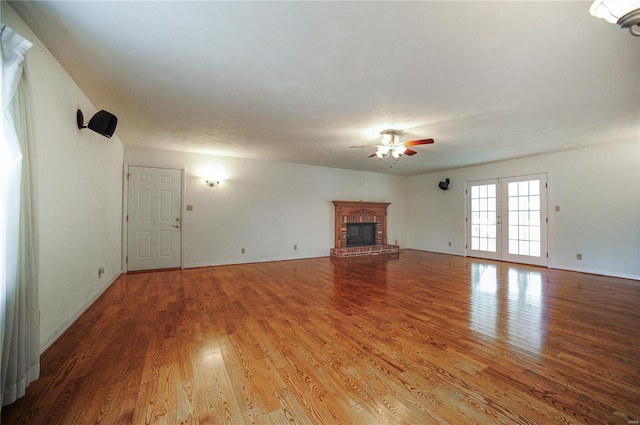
<box><xmin>3</xmin><ymin>250</ymin><xmax>640</xmax><ymax>424</ymax></box>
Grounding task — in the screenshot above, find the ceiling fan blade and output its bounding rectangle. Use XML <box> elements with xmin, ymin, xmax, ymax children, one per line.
<box><xmin>403</xmin><ymin>149</ymin><xmax>418</xmax><ymax>156</ymax></box>
<box><xmin>368</xmin><ymin>153</ymin><xmax>378</xmax><ymax>158</ymax></box>
<box><xmin>404</xmin><ymin>138</ymin><xmax>434</xmax><ymax>146</ymax></box>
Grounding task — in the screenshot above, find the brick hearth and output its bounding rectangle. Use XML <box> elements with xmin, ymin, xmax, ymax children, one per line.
<box><xmin>330</xmin><ymin>201</ymin><xmax>399</xmax><ymax>257</ymax></box>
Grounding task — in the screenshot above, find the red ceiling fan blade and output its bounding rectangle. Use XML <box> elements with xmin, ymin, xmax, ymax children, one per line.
<box><xmin>403</xmin><ymin>149</ymin><xmax>418</xmax><ymax>156</ymax></box>
<box><xmin>368</xmin><ymin>153</ymin><xmax>377</xmax><ymax>158</ymax></box>
<box><xmin>404</xmin><ymin>138</ymin><xmax>434</xmax><ymax>146</ymax></box>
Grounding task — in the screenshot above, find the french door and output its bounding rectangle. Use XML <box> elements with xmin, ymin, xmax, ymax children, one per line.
<box><xmin>466</xmin><ymin>174</ymin><xmax>548</xmax><ymax>266</ymax></box>
<box><xmin>467</xmin><ymin>179</ymin><xmax>501</xmax><ymax>261</ymax></box>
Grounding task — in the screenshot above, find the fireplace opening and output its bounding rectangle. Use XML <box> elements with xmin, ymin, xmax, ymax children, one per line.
<box><xmin>346</xmin><ymin>223</ymin><xmax>376</xmax><ymax>247</ymax></box>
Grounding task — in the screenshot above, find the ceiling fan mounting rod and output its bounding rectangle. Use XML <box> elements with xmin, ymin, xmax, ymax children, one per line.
<box><xmin>380</xmin><ymin>129</ymin><xmax>402</xmax><ymax>135</ymax></box>
<box><xmin>380</xmin><ymin>129</ymin><xmax>403</xmax><ymax>147</ymax></box>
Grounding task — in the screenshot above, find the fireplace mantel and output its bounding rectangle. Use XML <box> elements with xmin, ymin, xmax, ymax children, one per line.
<box><xmin>330</xmin><ymin>201</ymin><xmax>399</xmax><ymax>257</ymax></box>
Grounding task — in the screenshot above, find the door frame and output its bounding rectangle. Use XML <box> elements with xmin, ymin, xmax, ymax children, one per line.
<box><xmin>465</xmin><ymin>178</ymin><xmax>502</xmax><ymax>261</ymax></box>
<box><xmin>500</xmin><ymin>173</ymin><xmax>548</xmax><ymax>267</ymax></box>
<box><xmin>122</xmin><ymin>162</ymin><xmax>186</xmax><ymax>273</ymax></box>
<box><xmin>464</xmin><ymin>172</ymin><xmax>550</xmax><ymax>267</ymax></box>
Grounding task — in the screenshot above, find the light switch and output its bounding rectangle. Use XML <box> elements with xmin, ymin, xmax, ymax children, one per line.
<box><xmin>186</xmin><ymin>204</ymin><xmax>193</xmax><ymax>211</ymax></box>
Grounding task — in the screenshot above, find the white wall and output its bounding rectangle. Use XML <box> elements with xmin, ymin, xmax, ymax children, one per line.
<box><xmin>4</xmin><ymin>5</ymin><xmax>125</xmax><ymax>350</ymax></box>
<box><xmin>124</xmin><ymin>146</ymin><xmax>408</xmax><ymax>267</ymax></box>
<box><xmin>407</xmin><ymin>140</ymin><xmax>640</xmax><ymax>279</ymax></box>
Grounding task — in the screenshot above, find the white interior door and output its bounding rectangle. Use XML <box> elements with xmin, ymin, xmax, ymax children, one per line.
<box><xmin>127</xmin><ymin>166</ymin><xmax>182</xmax><ymax>271</ymax></box>
<box><xmin>466</xmin><ymin>174</ymin><xmax>548</xmax><ymax>266</ymax></box>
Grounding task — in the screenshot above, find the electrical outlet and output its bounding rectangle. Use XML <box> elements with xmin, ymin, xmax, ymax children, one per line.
<box><xmin>555</xmin><ymin>205</ymin><xmax>560</xmax><ymax>212</ymax></box>
<box><xmin>294</xmin><ymin>245</ymin><xmax>297</xmax><ymax>250</ymax></box>
<box><xmin>241</xmin><ymin>248</ymin><xmax>245</xmax><ymax>254</ymax></box>
<box><xmin>186</xmin><ymin>204</ymin><xmax>193</xmax><ymax>211</ymax></box>
<box><xmin>448</xmin><ymin>242</ymin><xmax>452</xmax><ymax>246</ymax></box>
<box><xmin>577</xmin><ymin>253</ymin><xmax>582</xmax><ymax>260</ymax></box>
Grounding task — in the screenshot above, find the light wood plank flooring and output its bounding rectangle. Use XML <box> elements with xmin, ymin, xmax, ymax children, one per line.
<box><xmin>3</xmin><ymin>250</ymin><xmax>640</xmax><ymax>424</ymax></box>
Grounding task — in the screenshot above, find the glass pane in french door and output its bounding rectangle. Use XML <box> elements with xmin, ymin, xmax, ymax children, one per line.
<box><xmin>467</xmin><ymin>179</ymin><xmax>501</xmax><ymax>260</ymax></box>
<box><xmin>502</xmin><ymin>174</ymin><xmax>547</xmax><ymax>266</ymax></box>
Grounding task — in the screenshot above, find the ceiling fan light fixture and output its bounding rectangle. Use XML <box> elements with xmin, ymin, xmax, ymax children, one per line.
<box><xmin>590</xmin><ymin>0</ymin><xmax>619</xmax><ymax>22</ymax></box>
<box><xmin>590</xmin><ymin>0</ymin><xmax>640</xmax><ymax>35</ymax></box>
<box><xmin>351</xmin><ymin>128</ymin><xmax>434</xmax><ymax>166</ymax></box>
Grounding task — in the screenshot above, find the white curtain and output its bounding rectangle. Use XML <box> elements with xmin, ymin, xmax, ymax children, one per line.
<box><xmin>1</xmin><ymin>24</ymin><xmax>40</xmax><ymax>409</ymax></box>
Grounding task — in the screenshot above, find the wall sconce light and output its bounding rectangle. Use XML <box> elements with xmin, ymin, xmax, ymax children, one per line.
<box><xmin>77</xmin><ymin>109</ymin><xmax>118</xmax><ymax>138</ymax></box>
<box><xmin>205</xmin><ymin>180</ymin><xmax>220</xmax><ymax>187</ymax></box>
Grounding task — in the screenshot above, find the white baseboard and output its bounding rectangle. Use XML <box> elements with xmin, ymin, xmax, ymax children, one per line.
<box><xmin>406</xmin><ymin>249</ymin><xmax>640</xmax><ymax>281</ymax></box>
<box><xmin>184</xmin><ymin>254</ymin><xmax>326</xmax><ymax>269</ymax></box>
<box><xmin>39</xmin><ymin>271</ymin><xmax>123</xmax><ymax>353</ymax></box>
<box><xmin>549</xmin><ymin>264</ymin><xmax>640</xmax><ymax>281</ymax></box>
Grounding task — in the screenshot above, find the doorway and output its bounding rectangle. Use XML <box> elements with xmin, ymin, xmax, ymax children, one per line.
<box><xmin>466</xmin><ymin>174</ymin><xmax>548</xmax><ymax>267</ymax></box>
<box><xmin>126</xmin><ymin>165</ymin><xmax>183</xmax><ymax>271</ymax></box>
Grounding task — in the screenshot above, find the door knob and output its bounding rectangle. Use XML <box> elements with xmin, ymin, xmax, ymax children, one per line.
<box><xmin>172</xmin><ymin>224</ymin><xmax>181</xmax><ymax>228</ymax></box>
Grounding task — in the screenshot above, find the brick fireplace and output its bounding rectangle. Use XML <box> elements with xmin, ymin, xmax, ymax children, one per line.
<box><xmin>330</xmin><ymin>201</ymin><xmax>400</xmax><ymax>257</ymax></box>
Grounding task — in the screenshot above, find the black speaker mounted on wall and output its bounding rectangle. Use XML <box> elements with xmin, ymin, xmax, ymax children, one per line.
<box><xmin>77</xmin><ymin>109</ymin><xmax>118</xmax><ymax>138</ymax></box>
<box><xmin>439</xmin><ymin>178</ymin><xmax>450</xmax><ymax>190</ymax></box>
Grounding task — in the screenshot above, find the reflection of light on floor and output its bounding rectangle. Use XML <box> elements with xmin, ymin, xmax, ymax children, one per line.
<box><xmin>204</xmin><ymin>348</ymin><xmax>224</xmax><ymax>367</ymax></box>
<box><xmin>469</xmin><ymin>263</ymin><xmax>545</xmax><ymax>356</ymax></box>
<box><xmin>507</xmin><ymin>268</ymin><xmax>544</xmax><ymax>354</ymax></box>
<box><xmin>476</xmin><ymin>264</ymin><xmax>498</xmax><ymax>294</ymax></box>
<box><xmin>508</xmin><ymin>269</ymin><xmax>542</xmax><ymax>305</ymax></box>
<box><xmin>469</xmin><ymin>264</ymin><xmax>498</xmax><ymax>338</ymax></box>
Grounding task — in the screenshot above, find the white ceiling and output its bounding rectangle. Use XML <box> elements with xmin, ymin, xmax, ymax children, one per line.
<box><xmin>8</xmin><ymin>1</ymin><xmax>640</xmax><ymax>176</ymax></box>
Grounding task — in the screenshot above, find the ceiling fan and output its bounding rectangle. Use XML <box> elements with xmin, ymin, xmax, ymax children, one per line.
<box><xmin>351</xmin><ymin>129</ymin><xmax>434</xmax><ymax>163</ymax></box>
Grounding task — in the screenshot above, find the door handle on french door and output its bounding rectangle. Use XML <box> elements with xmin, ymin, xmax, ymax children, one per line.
<box><xmin>172</xmin><ymin>224</ymin><xmax>181</xmax><ymax>228</ymax></box>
